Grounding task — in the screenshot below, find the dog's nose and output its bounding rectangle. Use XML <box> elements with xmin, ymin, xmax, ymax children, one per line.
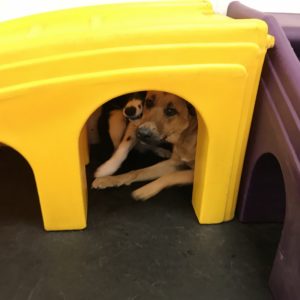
<box><xmin>137</xmin><ymin>127</ymin><xmax>153</xmax><ymax>140</ymax></box>
<box><xmin>124</xmin><ymin>106</ymin><xmax>137</xmax><ymax>117</ymax></box>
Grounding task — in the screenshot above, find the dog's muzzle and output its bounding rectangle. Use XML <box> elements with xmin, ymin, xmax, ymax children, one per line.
<box><xmin>136</xmin><ymin>123</ymin><xmax>162</xmax><ymax>145</ymax></box>
<box><xmin>137</xmin><ymin>126</ymin><xmax>152</xmax><ymax>140</ymax></box>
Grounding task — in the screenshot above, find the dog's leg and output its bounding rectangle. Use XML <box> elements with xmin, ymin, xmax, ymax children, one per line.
<box><xmin>108</xmin><ymin>110</ymin><xmax>127</xmax><ymax>149</ymax></box>
<box><xmin>92</xmin><ymin>159</ymin><xmax>179</xmax><ymax>188</ymax></box>
<box><xmin>132</xmin><ymin>169</ymin><xmax>194</xmax><ymax>201</ymax></box>
<box><xmin>94</xmin><ymin>122</ymin><xmax>137</xmax><ymax>178</ymax></box>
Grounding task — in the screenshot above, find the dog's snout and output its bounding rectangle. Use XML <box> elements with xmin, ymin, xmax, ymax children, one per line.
<box><xmin>136</xmin><ymin>122</ymin><xmax>161</xmax><ymax>145</ymax></box>
<box><xmin>124</xmin><ymin>106</ymin><xmax>137</xmax><ymax>117</ymax></box>
<box><xmin>137</xmin><ymin>127</ymin><xmax>153</xmax><ymax>140</ymax></box>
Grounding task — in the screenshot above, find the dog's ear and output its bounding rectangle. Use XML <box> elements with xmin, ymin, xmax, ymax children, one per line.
<box><xmin>186</xmin><ymin>101</ymin><xmax>196</xmax><ymax>116</ymax></box>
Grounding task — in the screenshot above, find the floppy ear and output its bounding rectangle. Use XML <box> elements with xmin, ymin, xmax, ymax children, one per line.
<box><xmin>186</xmin><ymin>101</ymin><xmax>196</xmax><ymax>116</ymax></box>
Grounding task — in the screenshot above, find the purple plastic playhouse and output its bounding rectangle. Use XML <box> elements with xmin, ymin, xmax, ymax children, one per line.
<box><xmin>228</xmin><ymin>2</ymin><xmax>300</xmax><ymax>300</ymax></box>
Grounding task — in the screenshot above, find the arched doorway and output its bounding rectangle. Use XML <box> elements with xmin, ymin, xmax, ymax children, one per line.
<box><xmin>83</xmin><ymin>90</ymin><xmax>205</xmax><ymax>218</ymax></box>
<box><xmin>241</xmin><ymin>153</ymin><xmax>286</xmax><ymax>222</ymax></box>
<box><xmin>0</xmin><ymin>145</ymin><xmax>42</xmax><ymax>228</ymax></box>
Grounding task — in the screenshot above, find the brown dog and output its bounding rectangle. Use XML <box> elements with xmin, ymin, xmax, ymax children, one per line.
<box><xmin>92</xmin><ymin>91</ymin><xmax>197</xmax><ymax>201</ymax></box>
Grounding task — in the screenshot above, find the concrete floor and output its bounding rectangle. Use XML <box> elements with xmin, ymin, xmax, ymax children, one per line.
<box><xmin>0</xmin><ymin>146</ymin><xmax>281</xmax><ymax>300</ymax></box>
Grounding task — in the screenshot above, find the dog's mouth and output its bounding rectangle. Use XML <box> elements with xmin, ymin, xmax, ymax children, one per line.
<box><xmin>139</xmin><ymin>136</ymin><xmax>161</xmax><ymax>146</ymax></box>
<box><xmin>138</xmin><ymin>132</ymin><xmax>168</xmax><ymax>147</ymax></box>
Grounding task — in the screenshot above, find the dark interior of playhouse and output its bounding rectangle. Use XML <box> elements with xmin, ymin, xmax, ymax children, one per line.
<box><xmin>0</xmin><ymin>5</ymin><xmax>299</xmax><ymax>300</ymax></box>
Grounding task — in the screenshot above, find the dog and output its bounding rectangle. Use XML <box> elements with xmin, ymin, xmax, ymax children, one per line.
<box><xmin>92</xmin><ymin>91</ymin><xmax>197</xmax><ymax>201</ymax></box>
<box><xmin>94</xmin><ymin>92</ymin><xmax>171</xmax><ymax>178</ymax></box>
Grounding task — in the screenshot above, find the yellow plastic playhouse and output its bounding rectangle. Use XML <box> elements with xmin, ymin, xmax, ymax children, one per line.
<box><xmin>0</xmin><ymin>0</ymin><xmax>274</xmax><ymax>230</ymax></box>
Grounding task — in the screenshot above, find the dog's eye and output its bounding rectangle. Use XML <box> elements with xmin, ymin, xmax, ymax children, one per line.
<box><xmin>164</xmin><ymin>107</ymin><xmax>178</xmax><ymax>117</ymax></box>
<box><xmin>145</xmin><ymin>98</ymin><xmax>154</xmax><ymax>108</ymax></box>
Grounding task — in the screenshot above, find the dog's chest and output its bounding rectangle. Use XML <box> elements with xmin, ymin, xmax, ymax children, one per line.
<box><xmin>173</xmin><ymin>145</ymin><xmax>195</xmax><ymax>167</ymax></box>
<box><xmin>173</xmin><ymin>130</ymin><xmax>197</xmax><ymax>167</ymax></box>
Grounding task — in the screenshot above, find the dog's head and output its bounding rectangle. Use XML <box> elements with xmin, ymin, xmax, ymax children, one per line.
<box><xmin>122</xmin><ymin>92</ymin><xmax>145</xmax><ymax>121</ymax></box>
<box><xmin>136</xmin><ymin>91</ymin><xmax>196</xmax><ymax>145</ymax></box>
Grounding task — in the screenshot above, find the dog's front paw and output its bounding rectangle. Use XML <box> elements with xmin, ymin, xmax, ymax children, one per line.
<box><xmin>132</xmin><ymin>184</ymin><xmax>158</xmax><ymax>202</ymax></box>
<box><xmin>92</xmin><ymin>176</ymin><xmax>118</xmax><ymax>189</ymax></box>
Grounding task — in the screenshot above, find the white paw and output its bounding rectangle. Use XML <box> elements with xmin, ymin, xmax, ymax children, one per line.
<box><xmin>94</xmin><ymin>160</ymin><xmax>118</xmax><ymax>178</ymax></box>
<box><xmin>92</xmin><ymin>173</ymin><xmax>135</xmax><ymax>189</ymax></box>
<box><xmin>92</xmin><ymin>176</ymin><xmax>118</xmax><ymax>189</ymax></box>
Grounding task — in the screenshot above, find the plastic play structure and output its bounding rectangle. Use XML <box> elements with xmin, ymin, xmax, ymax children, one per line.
<box><xmin>228</xmin><ymin>2</ymin><xmax>300</xmax><ymax>299</ymax></box>
<box><xmin>0</xmin><ymin>0</ymin><xmax>273</xmax><ymax>230</ymax></box>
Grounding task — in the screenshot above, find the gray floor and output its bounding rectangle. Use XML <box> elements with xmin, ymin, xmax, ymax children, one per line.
<box><xmin>0</xmin><ymin>147</ymin><xmax>281</xmax><ymax>300</ymax></box>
